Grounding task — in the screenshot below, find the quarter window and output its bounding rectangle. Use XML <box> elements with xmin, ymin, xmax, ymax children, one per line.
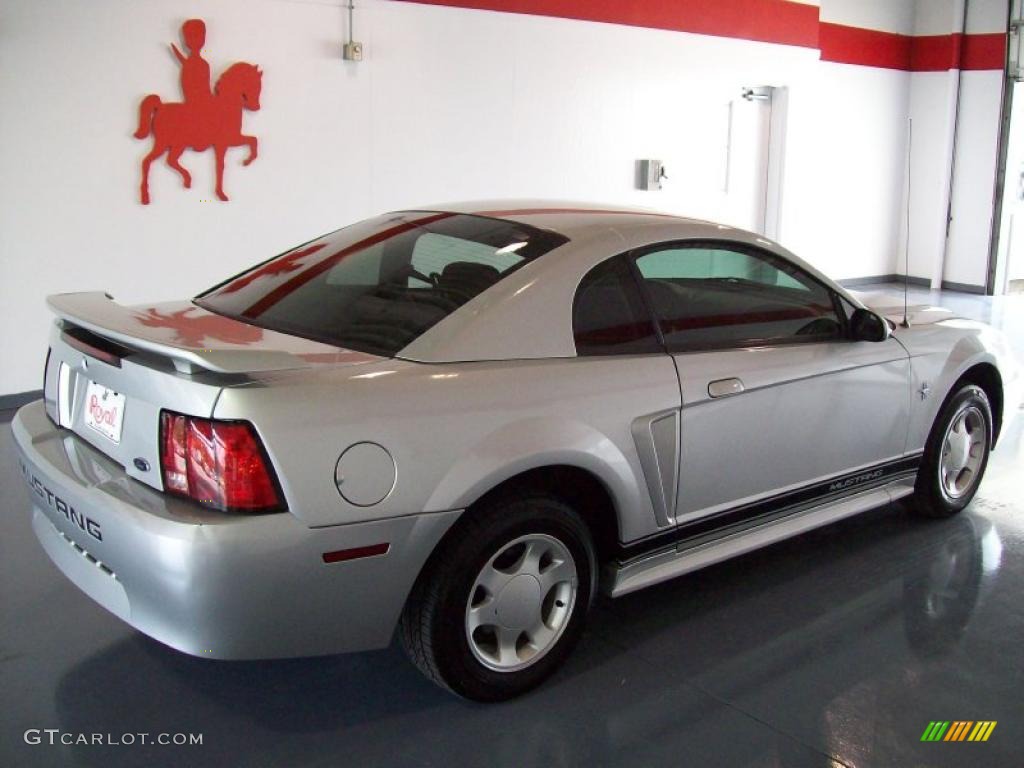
<box><xmin>573</xmin><ymin>257</ymin><xmax>662</xmax><ymax>356</ymax></box>
<box><xmin>634</xmin><ymin>244</ymin><xmax>842</xmax><ymax>350</ymax></box>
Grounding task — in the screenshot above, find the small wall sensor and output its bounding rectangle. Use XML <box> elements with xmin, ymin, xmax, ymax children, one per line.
<box><xmin>343</xmin><ymin>41</ymin><xmax>363</xmax><ymax>61</ymax></box>
<box><xmin>637</xmin><ymin>159</ymin><xmax>667</xmax><ymax>191</ymax></box>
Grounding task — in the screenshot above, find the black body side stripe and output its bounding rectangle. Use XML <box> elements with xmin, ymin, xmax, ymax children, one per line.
<box><xmin>617</xmin><ymin>454</ymin><xmax>922</xmax><ymax>564</ymax></box>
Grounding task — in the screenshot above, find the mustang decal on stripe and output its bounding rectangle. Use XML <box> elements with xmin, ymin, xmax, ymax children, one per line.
<box><xmin>828</xmin><ymin>468</ymin><xmax>885</xmax><ymax>492</ymax></box>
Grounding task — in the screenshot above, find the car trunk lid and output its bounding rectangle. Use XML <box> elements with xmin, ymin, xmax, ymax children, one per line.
<box><xmin>44</xmin><ymin>292</ymin><xmax>383</xmax><ymax>492</ymax></box>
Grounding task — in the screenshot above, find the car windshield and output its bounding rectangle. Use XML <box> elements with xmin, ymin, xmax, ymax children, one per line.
<box><xmin>195</xmin><ymin>212</ymin><xmax>568</xmax><ymax>357</ymax></box>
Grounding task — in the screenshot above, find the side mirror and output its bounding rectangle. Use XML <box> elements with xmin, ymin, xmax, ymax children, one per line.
<box><xmin>850</xmin><ymin>308</ymin><xmax>889</xmax><ymax>342</ymax></box>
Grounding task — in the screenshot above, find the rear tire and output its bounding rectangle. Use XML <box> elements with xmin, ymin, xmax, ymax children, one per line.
<box><xmin>912</xmin><ymin>384</ymin><xmax>992</xmax><ymax>518</ymax></box>
<box><xmin>399</xmin><ymin>492</ymin><xmax>596</xmax><ymax>701</ymax></box>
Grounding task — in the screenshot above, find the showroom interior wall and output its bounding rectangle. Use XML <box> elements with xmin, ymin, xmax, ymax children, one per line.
<box><xmin>905</xmin><ymin>0</ymin><xmax>1007</xmax><ymax>290</ymax></box>
<box><xmin>0</xmin><ymin>0</ymin><xmax>1007</xmax><ymax>398</ymax></box>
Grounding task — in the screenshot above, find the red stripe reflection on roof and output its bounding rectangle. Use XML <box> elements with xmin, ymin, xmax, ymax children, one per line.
<box><xmin>476</xmin><ymin>207</ymin><xmax>682</xmax><ymax>219</ymax></box>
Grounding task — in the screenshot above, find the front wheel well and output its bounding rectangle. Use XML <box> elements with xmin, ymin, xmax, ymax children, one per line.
<box><xmin>956</xmin><ymin>363</ymin><xmax>1003</xmax><ymax>446</ymax></box>
<box><xmin>468</xmin><ymin>465</ymin><xmax>621</xmax><ymax>566</ymax></box>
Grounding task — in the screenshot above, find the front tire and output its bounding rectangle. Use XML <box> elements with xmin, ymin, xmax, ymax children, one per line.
<box><xmin>912</xmin><ymin>384</ymin><xmax>992</xmax><ymax>518</ymax></box>
<box><xmin>399</xmin><ymin>492</ymin><xmax>596</xmax><ymax>701</ymax></box>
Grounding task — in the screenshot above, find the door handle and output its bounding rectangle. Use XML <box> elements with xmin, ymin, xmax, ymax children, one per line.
<box><xmin>708</xmin><ymin>378</ymin><xmax>745</xmax><ymax>398</ymax></box>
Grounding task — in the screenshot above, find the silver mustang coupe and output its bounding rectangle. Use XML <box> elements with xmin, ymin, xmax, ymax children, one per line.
<box><xmin>13</xmin><ymin>201</ymin><xmax>1021</xmax><ymax>700</ymax></box>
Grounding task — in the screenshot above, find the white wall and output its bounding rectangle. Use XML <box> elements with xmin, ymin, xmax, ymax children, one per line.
<box><xmin>944</xmin><ymin>0</ymin><xmax>1006</xmax><ymax>289</ymax></box>
<box><xmin>904</xmin><ymin>0</ymin><xmax>1007</xmax><ymax>290</ymax></box>
<box><xmin>906</xmin><ymin>70</ymin><xmax>958</xmax><ymax>281</ymax></box>
<box><xmin>0</xmin><ymin>0</ymin><xmax>949</xmax><ymax>395</ymax></box>
<box><xmin>820</xmin><ymin>0</ymin><xmax>915</xmax><ymax>34</ymax></box>
<box><xmin>945</xmin><ymin>70</ymin><xmax>1003</xmax><ymax>287</ymax></box>
<box><xmin>995</xmin><ymin>80</ymin><xmax>1024</xmax><ymax>289</ymax></box>
<box><xmin>781</xmin><ymin>61</ymin><xmax>910</xmax><ymax>278</ymax></box>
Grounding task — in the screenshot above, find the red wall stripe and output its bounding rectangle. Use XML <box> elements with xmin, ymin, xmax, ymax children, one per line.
<box><xmin>960</xmin><ymin>32</ymin><xmax>1007</xmax><ymax>71</ymax></box>
<box><xmin>910</xmin><ymin>33</ymin><xmax>961</xmax><ymax>71</ymax></box>
<box><xmin>396</xmin><ymin>0</ymin><xmax>1005</xmax><ymax>72</ymax></box>
<box><xmin>396</xmin><ymin>0</ymin><xmax>819</xmax><ymax>48</ymax></box>
<box><xmin>819</xmin><ymin>23</ymin><xmax>912</xmax><ymax>70</ymax></box>
<box><xmin>821</xmin><ymin>25</ymin><xmax>1006</xmax><ymax>71</ymax></box>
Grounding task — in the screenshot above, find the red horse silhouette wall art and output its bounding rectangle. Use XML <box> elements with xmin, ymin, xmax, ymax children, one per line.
<box><xmin>134</xmin><ymin>19</ymin><xmax>262</xmax><ymax>204</ymax></box>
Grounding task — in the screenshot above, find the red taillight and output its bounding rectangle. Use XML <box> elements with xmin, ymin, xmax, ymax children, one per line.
<box><xmin>159</xmin><ymin>411</ymin><xmax>284</xmax><ymax>513</ymax></box>
<box><xmin>161</xmin><ymin>412</ymin><xmax>189</xmax><ymax>494</ymax></box>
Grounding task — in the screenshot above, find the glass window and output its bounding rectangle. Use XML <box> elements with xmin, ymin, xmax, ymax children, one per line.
<box><xmin>634</xmin><ymin>244</ymin><xmax>842</xmax><ymax>350</ymax></box>
<box><xmin>197</xmin><ymin>212</ymin><xmax>568</xmax><ymax>357</ymax></box>
<box><xmin>408</xmin><ymin>233</ymin><xmax>526</xmax><ymax>287</ymax></box>
<box><xmin>637</xmin><ymin>246</ymin><xmax>805</xmax><ymax>289</ymax></box>
<box><xmin>573</xmin><ymin>257</ymin><xmax>661</xmax><ymax>356</ymax></box>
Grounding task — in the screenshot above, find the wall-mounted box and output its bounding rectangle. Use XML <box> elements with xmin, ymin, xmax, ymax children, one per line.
<box><xmin>637</xmin><ymin>159</ymin><xmax>666</xmax><ymax>190</ymax></box>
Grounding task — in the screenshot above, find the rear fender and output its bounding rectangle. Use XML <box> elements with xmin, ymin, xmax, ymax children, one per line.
<box><xmin>423</xmin><ymin>417</ymin><xmax>650</xmax><ymax>541</ymax></box>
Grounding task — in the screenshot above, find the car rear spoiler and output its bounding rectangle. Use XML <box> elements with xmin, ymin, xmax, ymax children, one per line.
<box><xmin>47</xmin><ymin>292</ymin><xmax>311</xmax><ymax>374</ymax></box>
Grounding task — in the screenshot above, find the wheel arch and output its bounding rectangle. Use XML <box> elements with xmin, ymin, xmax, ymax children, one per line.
<box><xmin>956</xmin><ymin>362</ymin><xmax>1004</xmax><ymax>446</ymax></box>
<box><xmin>464</xmin><ymin>464</ymin><xmax>622</xmax><ymax>566</ymax></box>
<box><xmin>405</xmin><ymin>462</ymin><xmax>620</xmax><ymax>619</ymax></box>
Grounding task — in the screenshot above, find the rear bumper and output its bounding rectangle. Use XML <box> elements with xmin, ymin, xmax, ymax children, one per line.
<box><xmin>12</xmin><ymin>400</ymin><xmax>461</xmax><ymax>659</ymax></box>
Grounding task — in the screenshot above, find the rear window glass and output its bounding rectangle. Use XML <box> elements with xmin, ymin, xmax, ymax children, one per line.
<box><xmin>196</xmin><ymin>212</ymin><xmax>568</xmax><ymax>357</ymax></box>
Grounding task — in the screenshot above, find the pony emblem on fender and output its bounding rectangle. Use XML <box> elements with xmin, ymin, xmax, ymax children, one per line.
<box><xmin>134</xmin><ymin>19</ymin><xmax>262</xmax><ymax>204</ymax></box>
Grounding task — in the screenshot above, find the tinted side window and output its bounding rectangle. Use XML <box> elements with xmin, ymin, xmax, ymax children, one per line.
<box><xmin>637</xmin><ymin>247</ymin><xmax>806</xmax><ymax>290</ymax></box>
<box><xmin>634</xmin><ymin>244</ymin><xmax>842</xmax><ymax>350</ymax></box>
<box><xmin>573</xmin><ymin>257</ymin><xmax>662</xmax><ymax>356</ymax></box>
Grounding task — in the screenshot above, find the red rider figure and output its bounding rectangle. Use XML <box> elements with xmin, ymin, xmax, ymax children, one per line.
<box><xmin>170</xmin><ymin>19</ymin><xmax>212</xmax><ymax>107</ymax></box>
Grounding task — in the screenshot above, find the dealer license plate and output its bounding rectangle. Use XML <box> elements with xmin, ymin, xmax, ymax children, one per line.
<box><xmin>83</xmin><ymin>381</ymin><xmax>126</xmax><ymax>444</ymax></box>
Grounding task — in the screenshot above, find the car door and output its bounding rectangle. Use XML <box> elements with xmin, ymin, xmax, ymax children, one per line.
<box><xmin>630</xmin><ymin>241</ymin><xmax>911</xmax><ymax>525</ymax></box>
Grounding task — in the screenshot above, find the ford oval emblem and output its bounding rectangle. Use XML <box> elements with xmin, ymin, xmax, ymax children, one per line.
<box><xmin>133</xmin><ymin>458</ymin><xmax>151</xmax><ymax>472</ymax></box>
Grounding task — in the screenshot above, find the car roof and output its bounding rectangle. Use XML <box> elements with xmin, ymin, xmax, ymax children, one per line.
<box><xmin>395</xmin><ymin>200</ymin><xmax>864</xmax><ymax>365</ymax></box>
<box><xmin>405</xmin><ymin>199</ymin><xmax>724</xmax><ymax>241</ymax></box>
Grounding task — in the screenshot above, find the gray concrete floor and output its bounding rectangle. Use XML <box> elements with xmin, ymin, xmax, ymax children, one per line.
<box><xmin>1</xmin><ymin>286</ymin><xmax>1022</xmax><ymax>768</ymax></box>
